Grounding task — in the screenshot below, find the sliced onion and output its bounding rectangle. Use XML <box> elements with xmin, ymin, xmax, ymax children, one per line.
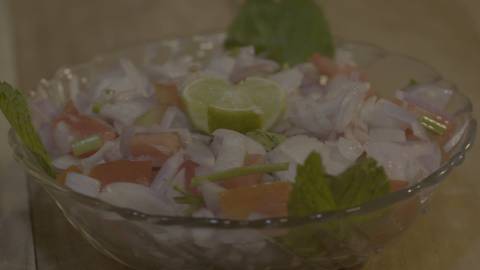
<box><xmin>269</xmin><ymin>68</ymin><xmax>303</xmax><ymax>94</ymax></box>
<box><xmin>159</xmin><ymin>106</ymin><xmax>178</xmax><ymax>129</ymax></box>
<box><xmin>100</xmin><ymin>100</ymin><xmax>150</xmax><ymax>126</ymax></box>
<box><xmin>81</xmin><ymin>141</ymin><xmax>116</xmax><ymax>173</ymax></box>
<box><xmin>198</xmin><ymin>182</ymin><xmax>226</xmax><ymax>215</ymax></box>
<box><xmin>401</xmin><ymin>84</ymin><xmax>453</xmax><ymax>113</ymax></box>
<box><xmin>53</xmin><ymin>121</ymin><xmax>75</xmax><ymax>155</ymax></box>
<box><xmin>334</xmin><ymin>85</ymin><xmax>368</xmax><ymax>132</ymax></box>
<box><xmin>52</xmin><ymin>155</ymin><xmax>80</xmax><ymax>170</ymax></box>
<box><xmin>99</xmin><ymin>182</ymin><xmax>173</xmax><ymax>215</ymax></box>
<box><xmin>206</xmin><ymin>54</ymin><xmax>236</xmax><ymax>80</ymax></box>
<box><xmin>369</xmin><ymin>128</ymin><xmax>406</xmax><ymax>143</ymax></box>
<box><xmin>65</xmin><ymin>172</ymin><xmax>101</xmax><ymax>197</ymax></box>
<box><xmin>273</xmin><ymin>135</ymin><xmax>324</xmax><ymax>164</ymax></box>
<box><xmin>151</xmin><ymin>150</ymin><xmax>185</xmax><ymax>191</ymax></box>
<box><xmin>120</xmin><ymin>59</ymin><xmax>151</xmax><ymax>97</ymax></box>
<box><xmin>186</xmin><ymin>141</ymin><xmax>215</xmax><ymax>167</ymax></box>
<box><xmin>337</xmin><ymin>137</ymin><xmax>363</xmax><ymax>161</ymax></box>
<box><xmin>119</xmin><ymin>126</ymin><xmax>135</xmax><ymax>158</ymax></box>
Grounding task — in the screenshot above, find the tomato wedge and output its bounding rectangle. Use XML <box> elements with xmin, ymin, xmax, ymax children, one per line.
<box><xmin>220</xmin><ymin>154</ymin><xmax>265</xmax><ymax>189</ymax></box>
<box><xmin>219</xmin><ymin>182</ymin><xmax>292</xmax><ymax>219</ymax></box>
<box><xmin>55</xmin><ymin>101</ymin><xmax>116</xmax><ymax>141</ymax></box>
<box><xmin>89</xmin><ymin>160</ymin><xmax>153</xmax><ymax>187</ymax></box>
<box><xmin>180</xmin><ymin>160</ymin><xmax>200</xmax><ymax>195</ymax></box>
<box><xmin>155</xmin><ymin>84</ymin><xmax>184</xmax><ymax>110</ymax></box>
<box><xmin>130</xmin><ymin>133</ymin><xmax>181</xmax><ymax>167</ymax></box>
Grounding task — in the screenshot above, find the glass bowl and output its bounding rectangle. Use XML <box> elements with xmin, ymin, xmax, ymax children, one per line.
<box><xmin>9</xmin><ymin>33</ymin><xmax>476</xmax><ymax>270</ymax></box>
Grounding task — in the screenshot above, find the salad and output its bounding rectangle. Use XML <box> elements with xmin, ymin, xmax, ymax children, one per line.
<box><xmin>0</xmin><ymin>0</ymin><xmax>462</xmax><ymax>222</ymax></box>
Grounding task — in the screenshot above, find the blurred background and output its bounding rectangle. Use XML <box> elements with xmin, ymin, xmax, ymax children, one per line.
<box><xmin>0</xmin><ymin>0</ymin><xmax>479</xmax><ymax>269</ymax></box>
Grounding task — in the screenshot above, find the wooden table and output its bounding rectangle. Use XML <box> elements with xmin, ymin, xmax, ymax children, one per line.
<box><xmin>2</xmin><ymin>0</ymin><xmax>479</xmax><ymax>269</ymax></box>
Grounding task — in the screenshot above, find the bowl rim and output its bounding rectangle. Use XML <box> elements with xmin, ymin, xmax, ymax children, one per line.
<box><xmin>10</xmin><ymin>33</ymin><xmax>477</xmax><ymax>229</ymax></box>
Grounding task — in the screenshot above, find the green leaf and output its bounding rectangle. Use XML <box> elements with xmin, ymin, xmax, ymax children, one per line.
<box><xmin>330</xmin><ymin>156</ymin><xmax>389</xmax><ymax>209</ymax></box>
<box><xmin>0</xmin><ymin>82</ymin><xmax>54</xmax><ymax>176</ymax></box>
<box><xmin>288</xmin><ymin>152</ymin><xmax>336</xmax><ymax>216</ymax></box>
<box><xmin>280</xmin><ymin>152</ymin><xmax>390</xmax><ymax>259</ymax></box>
<box><xmin>246</xmin><ymin>129</ymin><xmax>286</xmax><ymax>151</ymax></box>
<box><xmin>225</xmin><ymin>0</ymin><xmax>335</xmax><ymax>65</ymax></box>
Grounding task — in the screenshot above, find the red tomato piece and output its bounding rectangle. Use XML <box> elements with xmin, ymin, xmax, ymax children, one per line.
<box><xmin>89</xmin><ymin>160</ymin><xmax>153</xmax><ymax>187</ymax></box>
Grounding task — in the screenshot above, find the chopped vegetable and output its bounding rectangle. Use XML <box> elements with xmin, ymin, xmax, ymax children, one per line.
<box><xmin>71</xmin><ymin>134</ymin><xmax>103</xmax><ymax>157</ymax></box>
<box><xmin>225</xmin><ymin>0</ymin><xmax>334</xmax><ymax>64</ymax></box>
<box><xmin>89</xmin><ymin>159</ymin><xmax>153</xmax><ymax>187</ymax></box>
<box><xmin>329</xmin><ymin>156</ymin><xmax>389</xmax><ymax>209</ymax></box>
<box><xmin>173</xmin><ymin>185</ymin><xmax>204</xmax><ymax>215</ymax></box>
<box><xmin>191</xmin><ymin>162</ymin><xmax>289</xmax><ymax>187</ymax></box>
<box><xmin>419</xmin><ymin>115</ymin><xmax>447</xmax><ymax>135</ymax></box>
<box><xmin>219</xmin><ymin>182</ymin><xmax>292</xmax><ymax>219</ymax></box>
<box><xmin>134</xmin><ymin>106</ymin><xmax>166</xmax><ymax>127</ymax></box>
<box><xmin>288</xmin><ymin>152</ymin><xmax>336</xmax><ymax>217</ymax></box>
<box><xmin>56</xmin><ymin>165</ymin><xmax>82</xmax><ymax>185</ymax></box>
<box><xmin>65</xmin><ymin>172</ymin><xmax>102</xmax><ymax>198</ymax></box>
<box><xmin>246</xmin><ymin>130</ymin><xmax>286</xmax><ymax>151</ymax></box>
<box><xmin>130</xmin><ymin>133</ymin><xmax>181</xmax><ymax>167</ymax></box>
<box><xmin>155</xmin><ymin>84</ymin><xmax>184</xmax><ymax>110</ymax></box>
<box><xmin>220</xmin><ymin>154</ymin><xmax>265</xmax><ymax>189</ymax></box>
<box><xmin>0</xmin><ymin>82</ymin><xmax>54</xmax><ymax>176</ymax></box>
<box><xmin>55</xmin><ymin>101</ymin><xmax>117</xmax><ymax>141</ymax></box>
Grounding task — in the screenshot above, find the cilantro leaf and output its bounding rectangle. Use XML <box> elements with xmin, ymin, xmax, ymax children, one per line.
<box><xmin>225</xmin><ymin>0</ymin><xmax>335</xmax><ymax>65</ymax></box>
<box><xmin>0</xmin><ymin>82</ymin><xmax>54</xmax><ymax>176</ymax></box>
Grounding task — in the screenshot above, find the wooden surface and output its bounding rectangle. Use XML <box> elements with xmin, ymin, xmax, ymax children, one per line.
<box><xmin>2</xmin><ymin>0</ymin><xmax>480</xmax><ymax>269</ymax></box>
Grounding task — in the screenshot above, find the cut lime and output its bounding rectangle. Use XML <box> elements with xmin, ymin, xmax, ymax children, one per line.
<box><xmin>182</xmin><ymin>76</ymin><xmax>285</xmax><ymax>133</ymax></box>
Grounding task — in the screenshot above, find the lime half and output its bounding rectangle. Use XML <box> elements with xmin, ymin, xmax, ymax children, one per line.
<box><xmin>182</xmin><ymin>76</ymin><xmax>285</xmax><ymax>133</ymax></box>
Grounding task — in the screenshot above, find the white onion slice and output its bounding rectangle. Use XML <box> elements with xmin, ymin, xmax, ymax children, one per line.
<box><xmin>269</xmin><ymin>68</ymin><xmax>303</xmax><ymax>94</ymax></box>
<box><xmin>53</xmin><ymin>121</ymin><xmax>75</xmax><ymax>154</ymax></box>
<box><xmin>81</xmin><ymin>141</ymin><xmax>116</xmax><ymax>173</ymax></box>
<box><xmin>151</xmin><ymin>150</ymin><xmax>185</xmax><ymax>191</ymax></box>
<box><xmin>337</xmin><ymin>137</ymin><xmax>363</xmax><ymax>161</ymax></box>
<box><xmin>369</xmin><ymin>128</ymin><xmax>406</xmax><ymax>143</ymax></box>
<box><xmin>52</xmin><ymin>155</ymin><xmax>80</xmax><ymax>170</ymax></box>
<box><xmin>99</xmin><ymin>182</ymin><xmax>173</xmax><ymax>215</ymax></box>
<box><xmin>65</xmin><ymin>172</ymin><xmax>101</xmax><ymax>197</ymax></box>
<box><xmin>186</xmin><ymin>141</ymin><xmax>215</xmax><ymax>167</ymax></box>
<box><xmin>198</xmin><ymin>182</ymin><xmax>226</xmax><ymax>215</ymax></box>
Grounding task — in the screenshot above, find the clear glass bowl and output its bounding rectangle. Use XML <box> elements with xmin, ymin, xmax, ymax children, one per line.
<box><xmin>9</xmin><ymin>33</ymin><xmax>476</xmax><ymax>270</ymax></box>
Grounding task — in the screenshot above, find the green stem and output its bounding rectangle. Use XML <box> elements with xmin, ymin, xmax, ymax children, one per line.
<box><xmin>72</xmin><ymin>134</ymin><xmax>103</xmax><ymax>156</ymax></box>
<box><xmin>191</xmin><ymin>162</ymin><xmax>289</xmax><ymax>187</ymax></box>
<box><xmin>419</xmin><ymin>115</ymin><xmax>447</xmax><ymax>135</ymax></box>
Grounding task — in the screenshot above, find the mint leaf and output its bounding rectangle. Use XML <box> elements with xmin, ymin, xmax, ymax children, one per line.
<box><xmin>330</xmin><ymin>156</ymin><xmax>389</xmax><ymax>209</ymax></box>
<box><xmin>281</xmin><ymin>152</ymin><xmax>337</xmax><ymax>257</ymax></box>
<box><xmin>280</xmin><ymin>152</ymin><xmax>390</xmax><ymax>259</ymax></box>
<box><xmin>225</xmin><ymin>0</ymin><xmax>335</xmax><ymax>65</ymax></box>
<box><xmin>288</xmin><ymin>152</ymin><xmax>336</xmax><ymax>216</ymax></box>
<box><xmin>0</xmin><ymin>82</ymin><xmax>54</xmax><ymax>176</ymax></box>
<box><xmin>246</xmin><ymin>130</ymin><xmax>286</xmax><ymax>151</ymax></box>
